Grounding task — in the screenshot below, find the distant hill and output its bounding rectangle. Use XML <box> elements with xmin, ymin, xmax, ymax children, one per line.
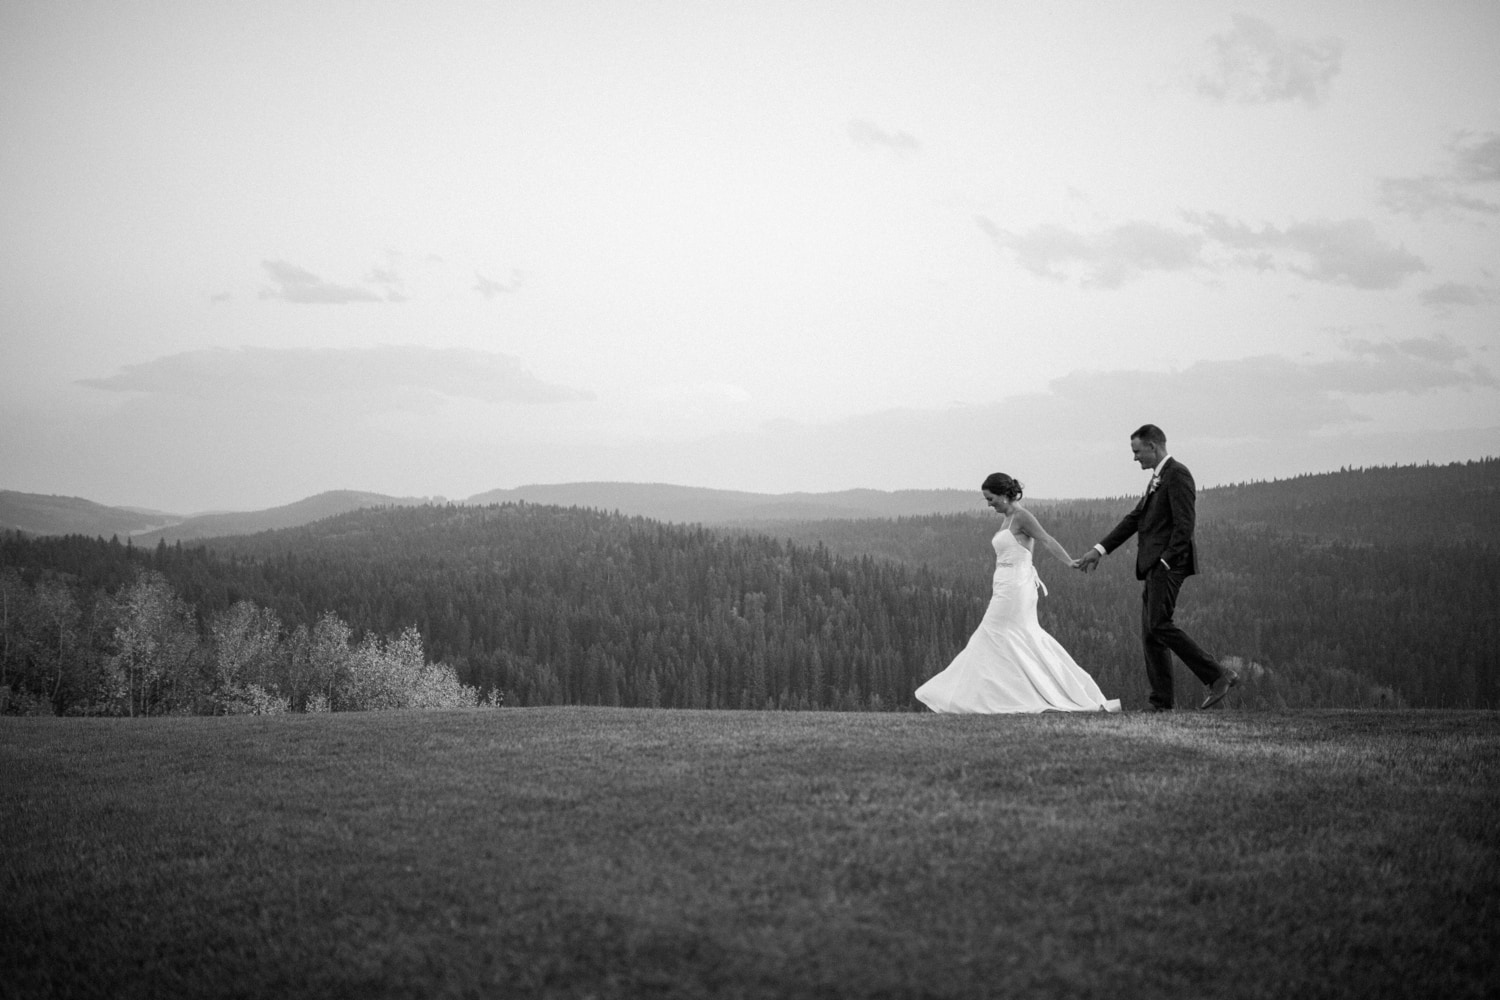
<box><xmin>737</xmin><ymin>458</ymin><xmax>1500</xmax><ymax>573</ymax></box>
<box><xmin>994</xmin><ymin>458</ymin><xmax>1499</xmax><ymax>545</ymax></box>
<box><xmin>1</xmin><ymin>483</ymin><xmax>981</xmax><ymax>542</ymax></box>
<box><xmin>5</xmin><ymin>458</ymin><xmax>1494</xmax><ymax>543</ymax></box>
<box><xmin>466</xmin><ymin>483</ymin><xmax>978</xmax><ymax>524</ymax></box>
<box><xmin>131</xmin><ymin>491</ymin><xmax>430</xmax><ymax>544</ymax></box>
<box><xmin>0</xmin><ymin>488</ymin><xmax>436</xmax><ymax>544</ymax></box>
<box><xmin>1194</xmin><ymin>459</ymin><xmax>1498</xmax><ymax>543</ymax></box>
<box><xmin>0</xmin><ymin>491</ymin><xmax>180</xmax><ymax>539</ymax></box>
<box><xmin>501</xmin><ymin>460</ymin><xmax>1498</xmax><ymax>538</ymax></box>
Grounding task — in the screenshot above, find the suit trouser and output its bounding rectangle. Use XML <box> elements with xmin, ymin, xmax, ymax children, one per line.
<box><xmin>1141</xmin><ymin>566</ymin><xmax>1223</xmax><ymax>708</ymax></box>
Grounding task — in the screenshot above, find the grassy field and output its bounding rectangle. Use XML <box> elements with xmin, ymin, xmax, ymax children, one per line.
<box><xmin>3</xmin><ymin>708</ymin><xmax>1497</xmax><ymax>1000</ymax></box>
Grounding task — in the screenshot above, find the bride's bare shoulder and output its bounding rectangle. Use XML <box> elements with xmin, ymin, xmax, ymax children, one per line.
<box><xmin>1012</xmin><ymin>506</ymin><xmax>1054</xmax><ymax>540</ymax></box>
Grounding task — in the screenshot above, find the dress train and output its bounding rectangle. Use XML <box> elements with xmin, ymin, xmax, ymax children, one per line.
<box><xmin>916</xmin><ymin>527</ymin><xmax>1120</xmax><ymax>714</ymax></box>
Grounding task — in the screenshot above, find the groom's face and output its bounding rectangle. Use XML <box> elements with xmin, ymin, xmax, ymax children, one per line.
<box><xmin>1130</xmin><ymin>437</ymin><xmax>1162</xmax><ymax>470</ymax></box>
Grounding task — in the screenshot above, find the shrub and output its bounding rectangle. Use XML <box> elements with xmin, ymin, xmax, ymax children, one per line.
<box><xmin>215</xmin><ymin>683</ymin><xmax>290</xmax><ymax>715</ymax></box>
<box><xmin>339</xmin><ymin>626</ymin><xmax>478</xmax><ymax>711</ymax></box>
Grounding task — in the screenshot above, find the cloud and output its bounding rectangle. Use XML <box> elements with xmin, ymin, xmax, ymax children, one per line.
<box><xmin>641</xmin><ymin>345</ymin><xmax>1496</xmax><ymax>500</ymax></box>
<box><xmin>1451</xmin><ymin>131</ymin><xmax>1500</xmax><ymax>184</ymax></box>
<box><xmin>1039</xmin><ymin>358</ymin><xmax>1364</xmax><ymax>438</ymax></box>
<box><xmin>981</xmin><ymin>213</ymin><xmax>1424</xmax><ymax>290</ymax></box>
<box><xmin>1327</xmin><ymin>337</ymin><xmax>1491</xmax><ymax>391</ymax></box>
<box><xmin>259</xmin><ymin>260</ymin><xmax>384</xmax><ymax>304</ymax></box>
<box><xmin>1378</xmin><ymin>132</ymin><xmax>1500</xmax><ymax>218</ymax></box>
<box><xmin>366</xmin><ymin>266</ymin><xmax>407</xmax><ymax>303</ymax></box>
<box><xmin>1026</xmin><ymin>344</ymin><xmax>1490</xmax><ymax>439</ymax></box>
<box><xmin>1185</xmin><ymin>213</ymin><xmax>1427</xmax><ymax>289</ymax></box>
<box><xmin>976</xmin><ymin>217</ymin><xmax>1204</xmax><ymax>288</ymax></box>
<box><xmin>78</xmin><ymin>346</ymin><xmax>594</xmax><ymax>410</ymax></box>
<box><xmin>23</xmin><ymin>347</ymin><xmax>1497</xmax><ymax>512</ymax></box>
<box><xmin>848</xmin><ymin>119</ymin><xmax>921</xmax><ymax>155</ymax></box>
<box><xmin>1419</xmin><ymin>282</ymin><xmax>1490</xmax><ymax>310</ymax></box>
<box><xmin>1343</xmin><ymin>333</ymin><xmax>1474</xmax><ymax>367</ymax></box>
<box><xmin>1045</xmin><ymin>344</ymin><xmax>1493</xmax><ymax>427</ymax></box>
<box><xmin>645</xmin><ymin>382</ymin><xmax>753</xmax><ymax>406</ymax></box>
<box><xmin>474</xmin><ymin>269</ymin><xmax>523</xmax><ymax>299</ymax></box>
<box><xmin>1196</xmin><ymin>14</ymin><xmax>1343</xmax><ymax>106</ymax></box>
<box><xmin>1376</xmin><ymin>177</ymin><xmax>1500</xmax><ymax>218</ymax></box>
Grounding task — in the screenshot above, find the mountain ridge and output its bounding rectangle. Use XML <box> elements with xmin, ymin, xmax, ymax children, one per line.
<box><xmin>0</xmin><ymin>490</ymin><xmax>175</xmax><ymax>539</ymax></box>
<box><xmin>3</xmin><ymin>457</ymin><xmax>1494</xmax><ymax>542</ymax></box>
<box><xmin>467</xmin><ymin>482</ymin><xmax>980</xmax><ymax>524</ymax></box>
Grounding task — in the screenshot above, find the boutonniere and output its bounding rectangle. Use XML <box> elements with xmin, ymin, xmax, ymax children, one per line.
<box><xmin>1148</xmin><ymin>474</ymin><xmax>1161</xmax><ymax>494</ymax></box>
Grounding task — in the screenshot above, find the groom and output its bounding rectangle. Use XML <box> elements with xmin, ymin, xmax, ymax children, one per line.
<box><xmin>1075</xmin><ymin>424</ymin><xmax>1239</xmax><ymax>711</ymax></box>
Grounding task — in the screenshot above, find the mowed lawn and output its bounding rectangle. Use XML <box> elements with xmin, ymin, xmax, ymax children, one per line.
<box><xmin>3</xmin><ymin>708</ymin><xmax>1497</xmax><ymax>1000</ymax></box>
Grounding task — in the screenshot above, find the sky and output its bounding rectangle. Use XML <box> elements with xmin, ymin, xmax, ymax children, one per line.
<box><xmin>2</xmin><ymin>1</ymin><xmax>1497</xmax><ymax>513</ymax></box>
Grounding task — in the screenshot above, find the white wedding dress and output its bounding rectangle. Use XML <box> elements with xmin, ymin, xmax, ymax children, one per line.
<box><xmin>916</xmin><ymin>524</ymin><xmax>1121</xmax><ymax>714</ymax></box>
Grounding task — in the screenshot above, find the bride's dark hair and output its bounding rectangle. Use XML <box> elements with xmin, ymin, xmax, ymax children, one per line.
<box><xmin>981</xmin><ymin>472</ymin><xmax>1023</xmax><ymax>501</ymax></box>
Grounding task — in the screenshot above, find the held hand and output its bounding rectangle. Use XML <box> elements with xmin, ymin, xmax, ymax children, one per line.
<box><xmin>1075</xmin><ymin>550</ymin><xmax>1102</xmax><ymax>574</ymax></box>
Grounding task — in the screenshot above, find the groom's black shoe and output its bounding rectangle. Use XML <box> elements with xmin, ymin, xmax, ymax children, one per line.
<box><xmin>1200</xmin><ymin>670</ymin><xmax>1240</xmax><ymax>710</ymax></box>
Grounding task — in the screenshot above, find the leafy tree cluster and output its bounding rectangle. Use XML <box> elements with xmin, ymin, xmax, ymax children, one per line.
<box><xmin>0</xmin><ymin>543</ymin><xmax>481</xmax><ymax>715</ymax></box>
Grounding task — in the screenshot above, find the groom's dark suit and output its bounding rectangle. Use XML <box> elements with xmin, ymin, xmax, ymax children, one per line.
<box><xmin>1097</xmin><ymin>457</ymin><xmax>1227</xmax><ymax>709</ymax></box>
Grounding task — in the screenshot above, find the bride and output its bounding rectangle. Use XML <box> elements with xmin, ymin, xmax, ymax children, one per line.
<box><xmin>916</xmin><ymin>472</ymin><xmax>1121</xmax><ymax>714</ymax></box>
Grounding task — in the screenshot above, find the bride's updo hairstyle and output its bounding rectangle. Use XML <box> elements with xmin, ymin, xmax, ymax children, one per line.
<box><xmin>981</xmin><ymin>472</ymin><xmax>1023</xmax><ymax>501</ymax></box>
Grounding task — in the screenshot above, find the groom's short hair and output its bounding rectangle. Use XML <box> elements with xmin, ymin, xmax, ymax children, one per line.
<box><xmin>1131</xmin><ymin>424</ymin><xmax>1167</xmax><ymax>446</ymax></box>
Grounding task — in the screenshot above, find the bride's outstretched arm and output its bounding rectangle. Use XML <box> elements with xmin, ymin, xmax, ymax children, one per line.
<box><xmin>1013</xmin><ymin>508</ymin><xmax>1076</xmax><ymax>567</ymax></box>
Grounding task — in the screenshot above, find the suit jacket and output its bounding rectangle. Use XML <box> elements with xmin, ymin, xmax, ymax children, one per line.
<box><xmin>1098</xmin><ymin>457</ymin><xmax>1199</xmax><ymax>580</ymax></box>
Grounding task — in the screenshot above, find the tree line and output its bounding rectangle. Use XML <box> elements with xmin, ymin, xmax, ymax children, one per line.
<box><xmin>0</xmin><ymin>553</ymin><xmax>483</xmax><ymax>716</ymax></box>
<box><xmin>3</xmin><ymin>476</ymin><xmax>1493</xmax><ymax>714</ymax></box>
